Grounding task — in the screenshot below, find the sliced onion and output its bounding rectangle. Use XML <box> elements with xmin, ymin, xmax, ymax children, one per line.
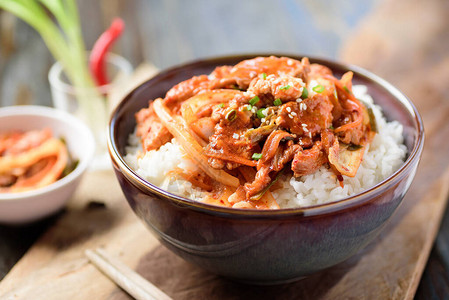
<box><xmin>328</xmin><ymin>140</ymin><xmax>364</xmax><ymax>177</ymax></box>
<box><xmin>180</xmin><ymin>89</ymin><xmax>242</xmax><ymax>122</ymax></box>
<box><xmin>153</xmin><ymin>98</ymin><xmax>240</xmax><ymax>188</ymax></box>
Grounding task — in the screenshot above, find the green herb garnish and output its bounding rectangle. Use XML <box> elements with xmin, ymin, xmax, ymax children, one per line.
<box><xmin>343</xmin><ymin>86</ymin><xmax>350</xmax><ymax>93</ymax></box>
<box><xmin>256</xmin><ymin>108</ymin><xmax>266</xmax><ymax>119</ymax></box>
<box><xmin>273</xmin><ymin>98</ymin><xmax>282</xmax><ymax>106</ymax></box>
<box><xmin>252</xmin><ymin>153</ymin><xmax>262</xmax><ymax>160</ymax></box>
<box><xmin>217</xmin><ymin>103</ymin><xmax>224</xmax><ymax>108</ymax></box>
<box><xmin>301</xmin><ymin>88</ymin><xmax>308</xmax><ymax>99</ymax></box>
<box><xmin>279</xmin><ymin>85</ymin><xmax>291</xmax><ymax>90</ymax></box>
<box><xmin>226</xmin><ymin>109</ymin><xmax>237</xmax><ymax>121</ymax></box>
<box><xmin>61</xmin><ymin>159</ymin><xmax>79</xmax><ymax>178</ymax></box>
<box><xmin>261</xmin><ymin>73</ymin><xmax>267</xmax><ymax>79</ymax></box>
<box><xmin>329</xmin><ymin>125</ymin><xmax>334</xmax><ymax>130</ymax></box>
<box><xmin>312</xmin><ymin>85</ymin><xmax>325</xmax><ymax>93</ymax></box>
<box><xmin>59</xmin><ymin>137</ymin><xmax>79</xmax><ymax>178</ymax></box>
<box><xmin>249</xmin><ymin>96</ymin><xmax>260</xmax><ymax>106</ymax></box>
<box><xmin>367</xmin><ymin>107</ymin><xmax>378</xmax><ymax>133</ymax></box>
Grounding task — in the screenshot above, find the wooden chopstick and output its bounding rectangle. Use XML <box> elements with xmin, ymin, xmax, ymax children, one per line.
<box><xmin>85</xmin><ymin>248</ymin><xmax>172</xmax><ymax>300</ymax></box>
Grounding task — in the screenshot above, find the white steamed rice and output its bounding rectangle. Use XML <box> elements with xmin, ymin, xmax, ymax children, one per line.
<box><xmin>124</xmin><ymin>85</ymin><xmax>407</xmax><ymax>208</ymax></box>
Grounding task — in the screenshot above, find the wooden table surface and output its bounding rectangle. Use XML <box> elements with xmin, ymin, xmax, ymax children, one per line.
<box><xmin>1</xmin><ymin>0</ymin><xmax>449</xmax><ymax>298</ymax></box>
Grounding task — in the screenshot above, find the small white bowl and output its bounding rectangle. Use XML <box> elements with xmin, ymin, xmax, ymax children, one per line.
<box><xmin>0</xmin><ymin>105</ymin><xmax>95</xmax><ymax>225</ymax></box>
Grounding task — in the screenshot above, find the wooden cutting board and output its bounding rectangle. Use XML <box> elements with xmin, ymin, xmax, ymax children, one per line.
<box><xmin>1</xmin><ymin>0</ymin><xmax>449</xmax><ymax>298</ymax></box>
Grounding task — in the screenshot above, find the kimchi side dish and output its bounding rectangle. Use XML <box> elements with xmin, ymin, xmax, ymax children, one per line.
<box><xmin>125</xmin><ymin>56</ymin><xmax>407</xmax><ymax>209</ymax></box>
<box><xmin>0</xmin><ymin>128</ymin><xmax>77</xmax><ymax>193</ymax></box>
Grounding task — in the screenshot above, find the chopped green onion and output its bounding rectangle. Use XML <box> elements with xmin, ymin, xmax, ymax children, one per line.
<box><xmin>367</xmin><ymin>107</ymin><xmax>378</xmax><ymax>133</ymax></box>
<box><xmin>217</xmin><ymin>103</ymin><xmax>224</xmax><ymax>108</ymax></box>
<box><xmin>60</xmin><ymin>136</ymin><xmax>79</xmax><ymax>178</ymax></box>
<box><xmin>329</xmin><ymin>125</ymin><xmax>334</xmax><ymax>130</ymax></box>
<box><xmin>261</xmin><ymin>73</ymin><xmax>267</xmax><ymax>79</ymax></box>
<box><xmin>252</xmin><ymin>153</ymin><xmax>262</xmax><ymax>160</ymax></box>
<box><xmin>273</xmin><ymin>98</ymin><xmax>282</xmax><ymax>106</ymax></box>
<box><xmin>301</xmin><ymin>88</ymin><xmax>308</xmax><ymax>99</ymax></box>
<box><xmin>256</xmin><ymin>108</ymin><xmax>266</xmax><ymax>119</ymax></box>
<box><xmin>312</xmin><ymin>85</ymin><xmax>325</xmax><ymax>93</ymax></box>
<box><xmin>249</xmin><ymin>96</ymin><xmax>260</xmax><ymax>106</ymax></box>
<box><xmin>279</xmin><ymin>84</ymin><xmax>291</xmax><ymax>90</ymax></box>
<box><xmin>244</xmin><ymin>105</ymin><xmax>253</xmax><ymax>111</ymax></box>
<box><xmin>226</xmin><ymin>109</ymin><xmax>237</xmax><ymax>121</ymax></box>
<box><xmin>343</xmin><ymin>86</ymin><xmax>350</xmax><ymax>93</ymax></box>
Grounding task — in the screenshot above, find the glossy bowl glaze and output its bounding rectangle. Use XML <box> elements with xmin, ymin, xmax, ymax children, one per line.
<box><xmin>109</xmin><ymin>55</ymin><xmax>424</xmax><ymax>284</ymax></box>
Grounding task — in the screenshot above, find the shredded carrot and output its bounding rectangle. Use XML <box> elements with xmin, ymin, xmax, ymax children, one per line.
<box><xmin>325</xmin><ymin>75</ymin><xmax>364</xmax><ymax>133</ymax></box>
<box><xmin>257</xmin><ymin>130</ymin><xmax>291</xmax><ymax>170</ymax></box>
<box><xmin>204</xmin><ymin>152</ymin><xmax>257</xmax><ymax>167</ymax></box>
<box><xmin>333</xmin><ymin>99</ymin><xmax>363</xmax><ymax>133</ymax></box>
<box><xmin>239</xmin><ymin>166</ymin><xmax>280</xmax><ymax>209</ymax></box>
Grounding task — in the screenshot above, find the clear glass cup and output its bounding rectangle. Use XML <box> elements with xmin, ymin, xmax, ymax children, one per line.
<box><xmin>48</xmin><ymin>52</ymin><xmax>133</xmax><ymax>170</ymax></box>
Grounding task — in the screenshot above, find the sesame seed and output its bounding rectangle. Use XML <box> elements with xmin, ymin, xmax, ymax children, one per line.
<box><xmin>286</xmin><ymin>107</ymin><xmax>292</xmax><ymax>112</ymax></box>
<box><xmin>288</xmin><ymin>114</ymin><xmax>293</xmax><ymax>119</ymax></box>
<box><xmin>233</xmin><ymin>133</ymin><xmax>239</xmax><ymax>139</ymax></box>
<box><xmin>309</xmin><ymin>132</ymin><xmax>312</xmax><ymax>138</ymax></box>
<box><xmin>261</xmin><ymin>118</ymin><xmax>266</xmax><ymax>123</ymax></box>
<box><xmin>303</xmin><ymin>127</ymin><xmax>309</xmax><ymax>133</ymax></box>
<box><xmin>296</xmin><ymin>98</ymin><xmax>302</xmax><ymax>103</ymax></box>
<box><xmin>291</xmin><ymin>111</ymin><xmax>297</xmax><ymax>116</ymax></box>
<box><xmin>245</xmin><ymin>91</ymin><xmax>256</xmax><ymax>98</ymax></box>
<box><xmin>309</xmin><ymin>79</ymin><xmax>318</xmax><ymax>88</ymax></box>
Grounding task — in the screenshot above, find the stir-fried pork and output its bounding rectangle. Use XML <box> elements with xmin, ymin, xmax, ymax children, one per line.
<box><xmin>135</xmin><ymin>56</ymin><xmax>376</xmax><ymax>206</ymax></box>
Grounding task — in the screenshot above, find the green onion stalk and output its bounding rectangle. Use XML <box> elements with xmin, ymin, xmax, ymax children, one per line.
<box><xmin>0</xmin><ymin>0</ymin><xmax>107</xmax><ymax>143</ymax></box>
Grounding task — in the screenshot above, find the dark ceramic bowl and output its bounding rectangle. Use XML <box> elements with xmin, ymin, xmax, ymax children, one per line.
<box><xmin>108</xmin><ymin>54</ymin><xmax>424</xmax><ymax>284</ymax></box>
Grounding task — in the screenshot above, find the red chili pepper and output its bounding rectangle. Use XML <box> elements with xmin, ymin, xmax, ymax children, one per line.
<box><xmin>89</xmin><ymin>18</ymin><xmax>125</xmax><ymax>86</ymax></box>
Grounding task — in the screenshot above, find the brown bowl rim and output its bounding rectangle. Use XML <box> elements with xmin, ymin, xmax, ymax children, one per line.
<box><xmin>108</xmin><ymin>54</ymin><xmax>425</xmax><ymax>218</ymax></box>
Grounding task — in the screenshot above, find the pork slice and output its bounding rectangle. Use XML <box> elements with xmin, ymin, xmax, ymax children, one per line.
<box><xmin>135</xmin><ymin>102</ymin><xmax>172</xmax><ymax>151</ymax></box>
